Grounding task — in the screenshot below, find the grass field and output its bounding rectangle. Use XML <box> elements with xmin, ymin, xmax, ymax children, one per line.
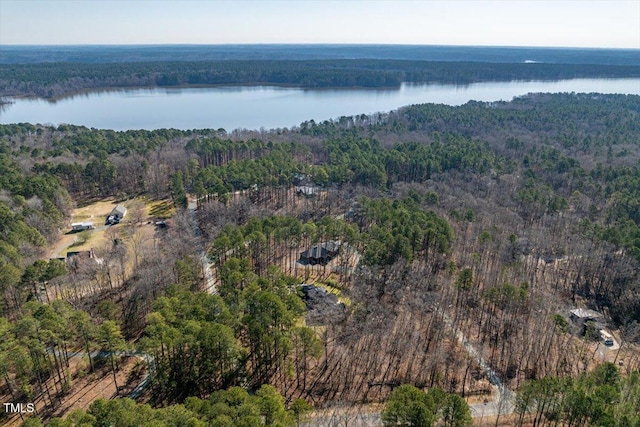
<box><xmin>147</xmin><ymin>199</ymin><xmax>174</xmax><ymax>219</ymax></box>
<box><xmin>49</xmin><ymin>198</ymin><xmax>173</xmax><ymax>258</ymax></box>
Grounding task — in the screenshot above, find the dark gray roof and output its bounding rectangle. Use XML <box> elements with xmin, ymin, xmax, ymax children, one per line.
<box><xmin>302</xmin><ymin>245</ymin><xmax>328</xmax><ymax>259</ymax></box>
<box><xmin>301</xmin><ymin>241</ymin><xmax>340</xmax><ymax>259</ymax></box>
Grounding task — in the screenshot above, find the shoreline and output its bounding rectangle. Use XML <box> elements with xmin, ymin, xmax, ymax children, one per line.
<box><xmin>5</xmin><ymin>75</ymin><xmax>640</xmax><ymax>103</ymax></box>
<box><xmin>3</xmin><ymin>81</ymin><xmax>408</xmax><ymax>103</ymax></box>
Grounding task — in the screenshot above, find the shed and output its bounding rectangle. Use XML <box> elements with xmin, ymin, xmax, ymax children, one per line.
<box><xmin>71</xmin><ymin>222</ymin><xmax>94</xmax><ymax>231</ymax></box>
<box><xmin>111</xmin><ymin>205</ymin><xmax>127</xmax><ymax>219</ymax></box>
<box><xmin>106</xmin><ymin>204</ymin><xmax>127</xmax><ymax>224</ymax></box>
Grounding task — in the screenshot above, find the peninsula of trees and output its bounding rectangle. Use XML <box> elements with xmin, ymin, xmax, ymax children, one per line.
<box><xmin>1</xmin><ymin>59</ymin><xmax>640</xmax><ymax>99</ymax></box>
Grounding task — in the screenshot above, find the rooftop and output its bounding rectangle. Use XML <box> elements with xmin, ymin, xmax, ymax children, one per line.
<box><xmin>111</xmin><ymin>204</ymin><xmax>127</xmax><ymax>215</ymax></box>
<box><xmin>570</xmin><ymin>308</ymin><xmax>603</xmax><ymax>319</ymax></box>
<box><xmin>296</xmin><ymin>185</ymin><xmax>318</xmax><ymax>196</ymax></box>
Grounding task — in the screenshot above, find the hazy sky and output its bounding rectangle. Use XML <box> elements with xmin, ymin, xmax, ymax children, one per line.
<box><xmin>1</xmin><ymin>0</ymin><xmax>639</xmax><ymax>48</ymax></box>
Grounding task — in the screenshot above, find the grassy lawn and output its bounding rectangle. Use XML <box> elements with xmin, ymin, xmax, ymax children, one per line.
<box><xmin>64</xmin><ymin>228</ymin><xmax>112</xmax><ymax>255</ymax></box>
<box><xmin>72</xmin><ymin>200</ymin><xmax>121</xmax><ymax>223</ymax></box>
<box><xmin>314</xmin><ymin>281</ymin><xmax>352</xmax><ymax>306</ymax></box>
<box><xmin>50</xmin><ymin>198</ymin><xmax>173</xmax><ymax>258</ymax></box>
<box><xmin>147</xmin><ymin>199</ymin><xmax>174</xmax><ymax>219</ymax></box>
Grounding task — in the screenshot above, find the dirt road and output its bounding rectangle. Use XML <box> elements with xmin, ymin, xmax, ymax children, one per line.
<box><xmin>188</xmin><ymin>199</ymin><xmax>218</xmax><ymax>295</ymax></box>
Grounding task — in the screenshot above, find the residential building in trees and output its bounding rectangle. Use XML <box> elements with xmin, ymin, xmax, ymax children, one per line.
<box><xmin>300</xmin><ymin>241</ymin><xmax>340</xmax><ymax>265</ymax></box>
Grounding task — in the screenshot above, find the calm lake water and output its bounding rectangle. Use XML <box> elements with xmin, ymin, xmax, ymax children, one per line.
<box><xmin>2</xmin><ymin>78</ymin><xmax>639</xmax><ymax>131</ymax></box>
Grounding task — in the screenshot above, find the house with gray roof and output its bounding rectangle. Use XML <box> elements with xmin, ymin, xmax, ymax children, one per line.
<box><xmin>106</xmin><ymin>204</ymin><xmax>127</xmax><ymax>225</ymax></box>
<box><xmin>300</xmin><ymin>241</ymin><xmax>340</xmax><ymax>265</ymax></box>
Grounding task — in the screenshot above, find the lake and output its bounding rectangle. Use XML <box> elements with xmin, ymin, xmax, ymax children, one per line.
<box><xmin>1</xmin><ymin>78</ymin><xmax>639</xmax><ymax>131</ymax></box>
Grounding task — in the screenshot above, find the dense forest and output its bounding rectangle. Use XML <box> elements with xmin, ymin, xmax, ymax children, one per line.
<box><xmin>1</xmin><ymin>59</ymin><xmax>640</xmax><ymax>98</ymax></box>
<box><xmin>1</xmin><ymin>92</ymin><xmax>640</xmax><ymax>425</ymax></box>
<box><xmin>3</xmin><ymin>45</ymin><xmax>639</xmax><ymax>65</ymax></box>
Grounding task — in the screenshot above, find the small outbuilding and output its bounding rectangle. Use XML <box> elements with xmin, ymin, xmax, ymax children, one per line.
<box><xmin>71</xmin><ymin>222</ymin><xmax>94</xmax><ymax>232</ymax></box>
<box><xmin>106</xmin><ymin>204</ymin><xmax>127</xmax><ymax>225</ymax></box>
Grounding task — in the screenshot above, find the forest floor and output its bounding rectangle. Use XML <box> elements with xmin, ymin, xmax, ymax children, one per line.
<box><xmin>1</xmin><ymin>355</ymin><xmax>144</xmax><ymax>426</ymax></box>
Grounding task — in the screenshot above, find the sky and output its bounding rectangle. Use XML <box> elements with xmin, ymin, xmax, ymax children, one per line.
<box><xmin>0</xmin><ymin>0</ymin><xmax>639</xmax><ymax>48</ymax></box>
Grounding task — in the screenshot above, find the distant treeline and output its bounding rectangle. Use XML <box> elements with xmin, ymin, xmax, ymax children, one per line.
<box><xmin>3</xmin><ymin>44</ymin><xmax>640</xmax><ymax>65</ymax></box>
<box><xmin>1</xmin><ymin>59</ymin><xmax>639</xmax><ymax>98</ymax></box>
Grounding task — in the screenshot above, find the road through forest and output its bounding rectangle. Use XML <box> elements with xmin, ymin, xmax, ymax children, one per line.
<box><xmin>435</xmin><ymin>306</ymin><xmax>516</xmax><ymax>419</ymax></box>
<box><xmin>188</xmin><ymin>199</ymin><xmax>218</xmax><ymax>295</ymax></box>
<box><xmin>186</xmin><ymin>198</ymin><xmax>514</xmax><ymax>425</ymax></box>
<box><xmin>304</xmin><ymin>307</ymin><xmax>516</xmax><ymax>426</ymax></box>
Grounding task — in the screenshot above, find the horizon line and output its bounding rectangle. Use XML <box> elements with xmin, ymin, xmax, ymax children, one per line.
<box><xmin>1</xmin><ymin>43</ymin><xmax>638</xmax><ymax>51</ymax></box>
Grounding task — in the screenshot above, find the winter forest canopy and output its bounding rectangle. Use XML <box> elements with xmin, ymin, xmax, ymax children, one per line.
<box><xmin>1</xmin><ymin>89</ymin><xmax>640</xmax><ymax>426</ymax></box>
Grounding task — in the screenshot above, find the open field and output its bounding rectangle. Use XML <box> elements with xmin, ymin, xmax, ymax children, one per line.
<box><xmin>146</xmin><ymin>199</ymin><xmax>174</xmax><ymax>219</ymax></box>
<box><xmin>48</xmin><ymin>200</ymin><xmax>119</xmax><ymax>258</ymax></box>
<box><xmin>48</xmin><ymin>198</ymin><xmax>172</xmax><ymax>258</ymax></box>
<box><xmin>40</xmin><ymin>197</ymin><xmax>174</xmax><ymax>303</ymax></box>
